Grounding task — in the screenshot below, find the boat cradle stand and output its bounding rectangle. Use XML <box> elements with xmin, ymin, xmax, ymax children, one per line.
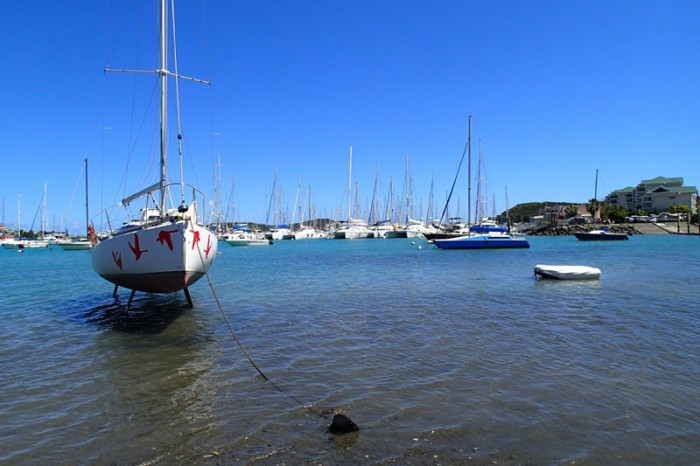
<box><xmin>113</xmin><ymin>285</ymin><xmax>194</xmax><ymax>313</ymax></box>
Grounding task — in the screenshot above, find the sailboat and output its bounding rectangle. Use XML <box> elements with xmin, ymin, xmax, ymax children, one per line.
<box><xmin>91</xmin><ymin>0</ymin><xmax>218</xmax><ymax>305</ymax></box>
<box><xmin>433</xmin><ymin>117</ymin><xmax>529</xmax><ymax>250</ymax></box>
<box><xmin>386</xmin><ymin>156</ymin><xmax>424</xmax><ymax>239</ymax></box>
<box><xmin>573</xmin><ymin>169</ymin><xmax>628</xmax><ymax>241</ymax></box>
<box><xmin>2</xmin><ymin>191</ymin><xmax>51</xmax><ymax>250</ymax></box>
<box><xmin>333</xmin><ymin>145</ymin><xmax>370</xmax><ymax>239</ymax></box>
<box><xmin>58</xmin><ymin>159</ymin><xmax>93</xmax><ymax>251</ymax></box>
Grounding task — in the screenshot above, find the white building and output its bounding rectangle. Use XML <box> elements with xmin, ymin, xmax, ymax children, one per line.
<box><xmin>605</xmin><ymin>176</ymin><xmax>697</xmax><ymax>214</ymax></box>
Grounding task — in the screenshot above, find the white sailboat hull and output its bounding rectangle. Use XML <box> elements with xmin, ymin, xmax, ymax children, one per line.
<box><xmin>92</xmin><ymin>220</ymin><xmax>217</xmax><ymax>293</ymax></box>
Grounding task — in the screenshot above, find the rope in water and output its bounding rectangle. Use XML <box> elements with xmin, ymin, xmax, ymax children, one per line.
<box><xmin>195</xmin><ymin>236</ymin><xmax>323</xmax><ymax>417</ymax></box>
<box><xmin>193</xmin><ymin>229</ymin><xmax>359</xmax><ymax>433</ymax></box>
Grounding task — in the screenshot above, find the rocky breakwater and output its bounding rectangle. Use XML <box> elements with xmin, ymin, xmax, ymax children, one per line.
<box><xmin>526</xmin><ymin>224</ymin><xmax>639</xmax><ymax>236</ymax></box>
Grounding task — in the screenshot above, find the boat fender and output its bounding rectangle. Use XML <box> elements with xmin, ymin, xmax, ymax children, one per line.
<box><xmin>88</xmin><ymin>225</ymin><xmax>98</xmax><ymax>245</ymax></box>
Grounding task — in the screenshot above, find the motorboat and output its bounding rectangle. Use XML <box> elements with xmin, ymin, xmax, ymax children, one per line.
<box><xmin>573</xmin><ymin>228</ymin><xmax>628</xmax><ymax>241</ymax></box>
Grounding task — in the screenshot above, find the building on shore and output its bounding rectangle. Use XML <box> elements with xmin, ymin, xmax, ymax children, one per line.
<box><xmin>605</xmin><ymin>176</ymin><xmax>697</xmax><ymax>214</ymax></box>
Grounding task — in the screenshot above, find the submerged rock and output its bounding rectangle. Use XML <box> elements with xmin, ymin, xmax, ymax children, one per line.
<box><xmin>328</xmin><ymin>413</ymin><xmax>360</xmax><ymax>434</ymax></box>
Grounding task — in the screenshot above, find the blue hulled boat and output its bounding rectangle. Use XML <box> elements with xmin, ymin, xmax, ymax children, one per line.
<box><xmin>433</xmin><ymin>232</ymin><xmax>530</xmax><ymax>249</ymax></box>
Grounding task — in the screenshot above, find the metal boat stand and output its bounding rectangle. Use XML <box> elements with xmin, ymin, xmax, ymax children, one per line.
<box><xmin>111</xmin><ymin>285</ymin><xmax>194</xmax><ymax>312</ymax></box>
<box><xmin>183</xmin><ymin>287</ymin><xmax>193</xmax><ymax>308</ymax></box>
<box><xmin>125</xmin><ymin>289</ymin><xmax>137</xmax><ymax>313</ymax></box>
<box><xmin>111</xmin><ymin>285</ymin><xmax>136</xmax><ymax>315</ymax></box>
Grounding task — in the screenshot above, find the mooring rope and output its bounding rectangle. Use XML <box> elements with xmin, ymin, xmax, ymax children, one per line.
<box><xmin>191</xmin><ymin>227</ymin><xmax>359</xmax><ymax>433</ymax></box>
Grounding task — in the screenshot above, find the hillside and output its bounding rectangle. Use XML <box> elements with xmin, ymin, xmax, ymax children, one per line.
<box><xmin>502</xmin><ymin>201</ymin><xmax>578</xmax><ymax>223</ymax></box>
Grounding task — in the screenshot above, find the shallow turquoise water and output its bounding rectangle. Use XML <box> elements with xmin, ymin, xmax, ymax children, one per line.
<box><xmin>1</xmin><ymin>235</ymin><xmax>699</xmax><ymax>464</ymax></box>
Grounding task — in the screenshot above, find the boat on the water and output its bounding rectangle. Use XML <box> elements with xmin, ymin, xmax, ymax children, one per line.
<box><xmin>385</xmin><ymin>217</ymin><xmax>425</xmax><ymax>239</ymax></box>
<box><xmin>222</xmin><ymin>226</ymin><xmax>271</xmax><ymax>247</ymax></box>
<box><xmin>434</xmin><ymin>232</ymin><xmax>530</xmax><ymax>249</ymax></box>
<box><xmin>91</xmin><ymin>0</ymin><xmax>217</xmax><ymax>304</ymax></box>
<box><xmin>57</xmin><ymin>238</ymin><xmax>93</xmax><ymax>251</ymax></box>
<box><xmin>573</xmin><ymin>169</ymin><xmax>628</xmax><ymax>241</ymax></box>
<box><xmin>1</xmin><ymin>239</ymin><xmax>50</xmax><ymax>249</ymax></box>
<box><xmin>433</xmin><ymin>117</ymin><xmax>529</xmax><ymax>250</ymax></box>
<box><xmin>534</xmin><ymin>264</ymin><xmax>601</xmax><ymax>280</ymax></box>
<box><xmin>333</xmin><ymin>146</ymin><xmax>370</xmax><ymax>240</ymax></box>
<box><xmin>573</xmin><ymin>228</ymin><xmax>629</xmax><ymax>241</ymax></box>
<box><xmin>333</xmin><ymin>218</ymin><xmax>371</xmax><ymax>239</ymax></box>
<box><xmin>469</xmin><ymin>218</ymin><xmax>507</xmax><ymax>234</ymax></box>
<box><xmin>58</xmin><ymin>159</ymin><xmax>93</xmax><ymax>251</ymax></box>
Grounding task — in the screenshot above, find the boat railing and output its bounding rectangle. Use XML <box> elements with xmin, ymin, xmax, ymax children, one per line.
<box><xmin>92</xmin><ymin>182</ymin><xmax>210</xmax><ymax>236</ymax></box>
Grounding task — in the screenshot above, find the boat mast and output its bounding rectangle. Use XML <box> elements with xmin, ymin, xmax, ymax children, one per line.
<box><xmin>158</xmin><ymin>0</ymin><xmax>168</xmax><ymax>217</ymax></box>
<box><xmin>307</xmin><ymin>185</ymin><xmax>312</xmax><ymax>228</ymax></box>
<box><xmin>467</xmin><ymin>115</ymin><xmax>472</xmax><ymax>227</ymax></box>
<box><xmin>475</xmin><ymin>139</ymin><xmax>482</xmax><ymax>222</ymax></box>
<box><xmin>85</xmin><ymin>158</ymin><xmax>89</xmax><ymax>237</ymax></box>
<box><xmin>294</xmin><ymin>173</ymin><xmax>302</xmax><ymax>226</ymax></box>
<box><xmin>42</xmin><ymin>182</ymin><xmax>47</xmax><ymax>240</ymax></box>
<box><xmin>593</xmin><ymin>168</ymin><xmax>599</xmax><ymax>222</ymax></box>
<box><xmin>369</xmin><ymin>162</ymin><xmax>380</xmax><ymax>224</ymax></box>
<box><xmin>404</xmin><ymin>155</ymin><xmax>409</xmax><ymax>223</ymax></box>
<box><xmin>347</xmin><ymin>145</ymin><xmax>352</xmax><ymax>223</ymax></box>
<box><xmin>426</xmin><ymin>173</ymin><xmax>434</xmax><ymax>225</ymax></box>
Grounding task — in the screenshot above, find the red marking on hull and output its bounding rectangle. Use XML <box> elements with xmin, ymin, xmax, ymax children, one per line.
<box><xmin>190</xmin><ymin>229</ymin><xmax>201</xmax><ymax>250</ymax></box>
<box><xmin>112</xmin><ymin>251</ymin><xmax>123</xmax><ymax>270</ymax></box>
<box><xmin>203</xmin><ymin>234</ymin><xmax>212</xmax><ymax>259</ymax></box>
<box><xmin>156</xmin><ymin>229</ymin><xmax>180</xmax><ymax>250</ymax></box>
<box><xmin>128</xmin><ymin>233</ymin><xmax>148</xmax><ymax>260</ymax></box>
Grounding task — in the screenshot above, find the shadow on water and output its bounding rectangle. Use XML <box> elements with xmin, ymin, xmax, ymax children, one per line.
<box><xmin>80</xmin><ymin>293</ymin><xmax>190</xmax><ymax>334</ymax></box>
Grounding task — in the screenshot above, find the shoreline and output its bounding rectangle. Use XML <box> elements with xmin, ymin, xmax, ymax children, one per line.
<box><xmin>525</xmin><ymin>222</ymin><xmax>700</xmax><ymax>236</ymax></box>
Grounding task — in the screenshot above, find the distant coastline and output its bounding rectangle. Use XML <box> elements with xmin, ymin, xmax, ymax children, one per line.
<box><xmin>525</xmin><ymin>222</ymin><xmax>699</xmax><ymax>236</ymax></box>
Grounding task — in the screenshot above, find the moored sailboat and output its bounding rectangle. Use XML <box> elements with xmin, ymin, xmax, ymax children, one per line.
<box><xmin>57</xmin><ymin>158</ymin><xmax>93</xmax><ymax>251</ymax></box>
<box><xmin>434</xmin><ymin>116</ymin><xmax>529</xmax><ymax>250</ymax></box>
<box><xmin>91</xmin><ymin>0</ymin><xmax>217</xmax><ymax>304</ymax></box>
<box><xmin>573</xmin><ymin>170</ymin><xmax>629</xmax><ymax>241</ymax></box>
<box><xmin>333</xmin><ymin>146</ymin><xmax>370</xmax><ymax>239</ymax></box>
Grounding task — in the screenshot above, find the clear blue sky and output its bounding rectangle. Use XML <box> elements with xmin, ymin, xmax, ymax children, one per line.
<box><xmin>1</xmin><ymin>0</ymin><xmax>698</xmax><ymax>232</ymax></box>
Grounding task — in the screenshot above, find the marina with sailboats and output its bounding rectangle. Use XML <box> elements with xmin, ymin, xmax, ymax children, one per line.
<box><xmin>2</xmin><ymin>0</ymin><xmax>699</xmax><ymax>464</ymax></box>
<box><xmin>3</xmin><ymin>233</ymin><xmax>700</xmax><ymax>464</ymax></box>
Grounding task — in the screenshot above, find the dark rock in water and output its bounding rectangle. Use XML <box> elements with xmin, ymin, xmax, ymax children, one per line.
<box><xmin>328</xmin><ymin>413</ymin><xmax>359</xmax><ymax>434</ymax></box>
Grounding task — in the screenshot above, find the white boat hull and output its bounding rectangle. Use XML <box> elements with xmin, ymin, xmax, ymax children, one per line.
<box><xmin>534</xmin><ymin>264</ymin><xmax>601</xmax><ymax>280</ymax></box>
<box><xmin>2</xmin><ymin>240</ymin><xmax>50</xmax><ymax>249</ymax></box>
<box><xmin>224</xmin><ymin>238</ymin><xmax>270</xmax><ymax>247</ymax></box>
<box><xmin>57</xmin><ymin>240</ymin><xmax>92</xmax><ymax>251</ymax></box>
<box><xmin>385</xmin><ymin>229</ymin><xmax>422</xmax><ymax>239</ymax></box>
<box><xmin>91</xmin><ymin>220</ymin><xmax>217</xmax><ymax>293</ymax></box>
<box><xmin>293</xmin><ymin>228</ymin><xmax>324</xmax><ymax>240</ymax></box>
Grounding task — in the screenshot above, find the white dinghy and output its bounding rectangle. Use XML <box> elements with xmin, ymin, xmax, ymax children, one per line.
<box><xmin>534</xmin><ymin>264</ymin><xmax>601</xmax><ymax>280</ymax></box>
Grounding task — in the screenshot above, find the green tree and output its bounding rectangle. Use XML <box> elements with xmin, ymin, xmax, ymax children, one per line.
<box><xmin>668</xmin><ymin>204</ymin><xmax>691</xmax><ymax>214</ymax></box>
<box><xmin>586</xmin><ymin>198</ymin><xmax>598</xmax><ymax>218</ymax></box>
<box><xmin>565</xmin><ymin>204</ymin><xmax>579</xmax><ymax>218</ymax></box>
<box><xmin>606</xmin><ymin>205</ymin><xmax>628</xmax><ymax>223</ymax></box>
